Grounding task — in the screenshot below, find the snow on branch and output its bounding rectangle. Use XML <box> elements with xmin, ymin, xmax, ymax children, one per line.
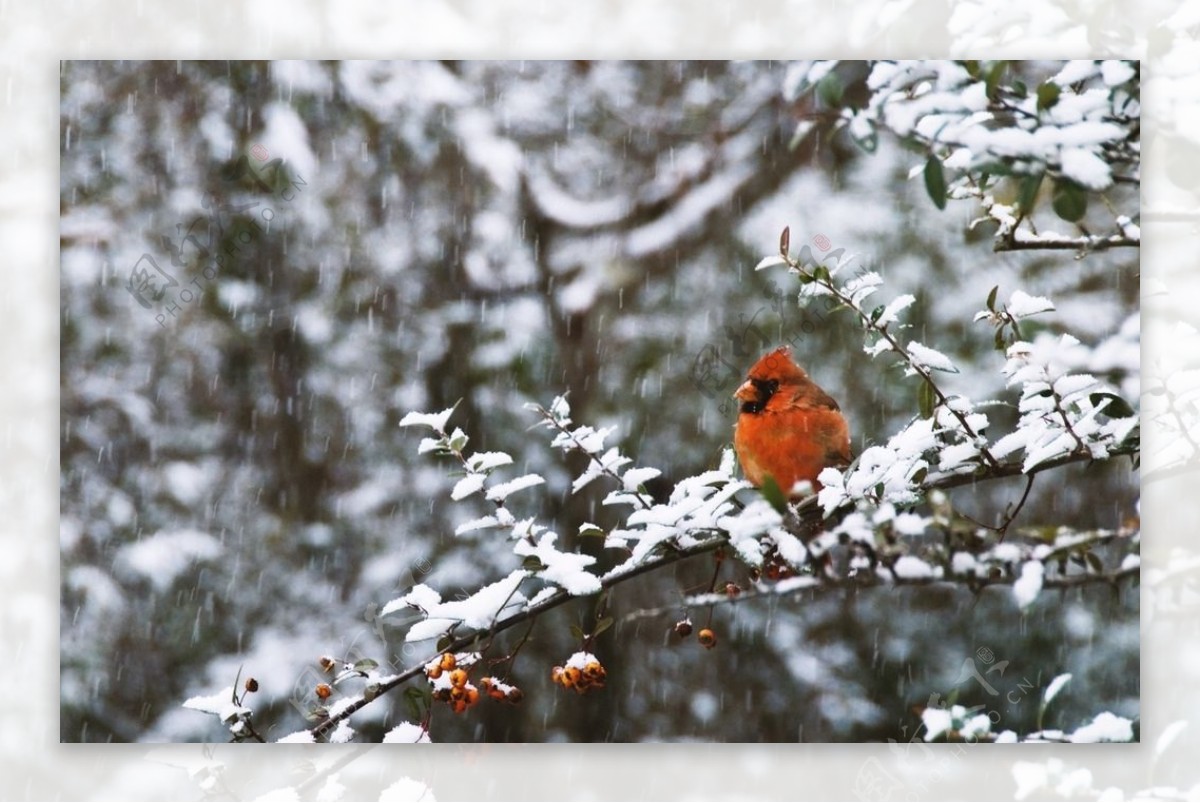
<box><xmin>789</xmin><ymin>60</ymin><xmax>1140</xmax><ymax>257</ymax></box>
<box><xmin>229</xmin><ymin>257</ymin><xmax>1138</xmax><ymax>743</ymax></box>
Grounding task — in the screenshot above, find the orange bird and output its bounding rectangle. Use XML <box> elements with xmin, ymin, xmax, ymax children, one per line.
<box><xmin>733</xmin><ymin>346</ymin><xmax>851</xmax><ymax>496</ymax></box>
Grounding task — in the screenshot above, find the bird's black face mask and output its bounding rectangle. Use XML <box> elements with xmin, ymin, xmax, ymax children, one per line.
<box><xmin>740</xmin><ymin>378</ymin><xmax>779</xmax><ymax>414</ymax></box>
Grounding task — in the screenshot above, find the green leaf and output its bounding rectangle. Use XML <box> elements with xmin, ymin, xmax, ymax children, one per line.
<box><xmin>1052</xmin><ymin>181</ymin><xmax>1088</xmax><ymax>222</ymax></box>
<box><xmin>924</xmin><ymin>155</ymin><xmax>948</xmax><ymax>210</ymax></box>
<box><xmin>592</xmin><ymin>616</ymin><xmax>614</xmax><ymax>639</ymax></box>
<box><xmin>812</xmin><ymin>264</ymin><xmax>832</xmax><ymax>284</ymax></box>
<box><xmin>1089</xmin><ymin>392</ymin><xmax>1136</xmax><ymax>419</ymax></box>
<box><xmin>759</xmin><ymin>474</ymin><xmax>789</xmax><ymax>514</ymax></box>
<box><xmin>993</xmin><ymin>328</ymin><xmax>1007</xmax><ymax>352</ymax></box>
<box><xmin>569</xmin><ymin>624</ymin><xmax>586</xmax><ymax>642</ymax></box>
<box><xmin>436</xmin><ymin>635</ymin><xmax>454</xmax><ymax>653</ymax></box>
<box><xmin>1017</xmin><ymin>173</ymin><xmax>1044</xmax><ymax>215</ymax></box>
<box><xmin>985</xmin><ymin>61</ymin><xmax>1007</xmax><ymax>101</ymax></box>
<box><xmin>353</xmin><ymin>658</ymin><xmax>379</xmax><ymax>672</ymax></box>
<box><xmin>870</xmin><ymin>305</ymin><xmax>886</xmax><ymax>324</ymax></box>
<box><xmin>918</xmin><ymin>378</ymin><xmax>936</xmax><ymax>420</ymax></box>
<box><xmin>986</xmin><ymin>285</ymin><xmax>999</xmax><ymax>312</ymax></box>
<box><xmin>816</xmin><ymin>73</ymin><xmax>843</xmax><ymax>107</ymax></box>
<box><xmin>1084</xmin><ymin>552</ymin><xmax>1105</xmax><ymax>574</ymax></box>
<box><xmin>403</xmin><ymin>687</ymin><xmax>429</xmax><ymax>721</ymax></box>
<box><xmin>578</xmin><ymin>524</ymin><xmax>606</xmax><ymax>538</ymax></box>
<box><xmin>1036</xmin><ymin>82</ymin><xmax>1061</xmax><ymax>111</ymax></box>
<box><xmin>1012</xmin><ymin>79</ymin><xmax>1027</xmax><ymax>98</ymax></box>
<box><xmin>522</xmin><ymin>556</ymin><xmax>547</xmax><ymax>572</ymax></box>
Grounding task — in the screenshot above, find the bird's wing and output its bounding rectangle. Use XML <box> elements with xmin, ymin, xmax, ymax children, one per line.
<box><xmin>785</xmin><ymin>383</ymin><xmax>842</xmax><ymax>411</ymax></box>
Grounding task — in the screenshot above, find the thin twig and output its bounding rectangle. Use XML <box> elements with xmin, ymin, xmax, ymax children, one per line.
<box><xmin>532</xmin><ymin>403</ymin><xmax>655</xmax><ymax>510</ymax></box>
<box><xmin>786</xmin><ymin>252</ymin><xmax>1002</xmax><ymax>470</ymax></box>
<box><xmin>620</xmin><ymin>563</ymin><xmax>1140</xmax><ymax>622</ymax></box>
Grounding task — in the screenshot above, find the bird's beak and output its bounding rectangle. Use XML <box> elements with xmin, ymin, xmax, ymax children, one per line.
<box><xmin>733</xmin><ymin>380</ymin><xmax>756</xmax><ymax>402</ymax></box>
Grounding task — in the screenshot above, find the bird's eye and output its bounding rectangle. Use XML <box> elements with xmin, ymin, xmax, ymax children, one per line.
<box><xmin>752</xmin><ymin>378</ymin><xmax>779</xmax><ymax>399</ymax></box>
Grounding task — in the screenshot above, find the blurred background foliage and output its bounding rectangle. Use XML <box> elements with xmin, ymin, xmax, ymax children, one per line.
<box><xmin>60</xmin><ymin>60</ymin><xmax>1138</xmax><ymax>742</ymax></box>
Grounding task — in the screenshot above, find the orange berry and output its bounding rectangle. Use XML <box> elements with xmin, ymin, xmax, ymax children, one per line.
<box><xmin>551</xmin><ymin>666</ymin><xmax>564</xmax><ymax>685</ymax></box>
<box><xmin>315</xmin><ymin>683</ymin><xmax>333</xmax><ymax>700</ymax></box>
<box><xmin>449</xmin><ymin>686</ymin><xmax>466</xmax><ymax>702</ymax></box>
<box><xmin>452</xmin><ymin>699</ymin><xmax>468</xmax><ymax>714</ymax></box>
<box><xmin>563</xmin><ymin>667</ymin><xmax>582</xmax><ymax>688</ymax></box>
<box><xmin>465</xmin><ymin>686</ymin><xmax>480</xmax><ymax>706</ymax></box>
<box><xmin>449</xmin><ymin>668</ymin><xmax>468</xmax><ymax>688</ymax></box>
<box><xmin>698</xmin><ymin>628</ymin><xmax>717</xmax><ymax>649</ymax></box>
<box><xmin>440</xmin><ymin>653</ymin><xmax>457</xmax><ymax>671</ymax></box>
<box><xmin>426</xmin><ymin>665</ymin><xmax>443</xmax><ymax>680</ymax></box>
<box><xmin>506</xmin><ymin>687</ymin><xmax>524</xmax><ymax>704</ymax></box>
<box><xmin>319</xmin><ymin>656</ymin><xmax>336</xmax><ymax>673</ymax></box>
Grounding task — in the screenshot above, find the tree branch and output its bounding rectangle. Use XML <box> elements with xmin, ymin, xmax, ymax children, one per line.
<box><xmin>993</xmin><ymin>231</ymin><xmax>1139</xmax><ymax>253</ymax></box>
<box><xmin>306</xmin><ymin>440</ymin><xmax>1138</xmax><ymax>740</ymax></box>
<box><xmin>621</xmin><ymin>564</ymin><xmax>1140</xmax><ymax>622</ymax></box>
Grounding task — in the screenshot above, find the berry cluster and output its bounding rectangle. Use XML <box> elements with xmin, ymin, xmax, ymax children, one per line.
<box><xmin>425</xmin><ymin>652</ymin><xmax>481</xmax><ymax>714</ymax></box>
<box><xmin>479</xmin><ymin>676</ymin><xmax>524</xmax><ymax>704</ymax></box>
<box><xmin>551</xmin><ymin>651</ymin><xmax>606</xmax><ymax>694</ymax></box>
<box><xmin>749</xmin><ymin>547</ymin><xmax>798</xmax><ymax>582</ymax></box>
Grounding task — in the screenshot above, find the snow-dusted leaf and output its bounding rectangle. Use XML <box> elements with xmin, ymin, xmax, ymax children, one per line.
<box><xmin>1006</xmin><ymin>290</ymin><xmax>1056</xmax><ymax>319</ymax></box>
<box><xmin>1043</xmin><ymin>673</ymin><xmax>1072</xmax><ymax>705</ymax></box>
<box><xmin>907</xmin><ymin>341</ymin><xmax>959</xmax><ymax>373</ymax></box>
<box><xmin>381</xmin><ymin>583</ymin><xmax>441</xmax><ymax>618</ymax></box>
<box><xmin>183</xmin><ymin>687</ymin><xmax>248</xmax><ymax>724</ymax></box>
<box><xmin>276</xmin><ymin>730</ymin><xmax>316</xmax><ymax>743</ymax></box>
<box><xmin>398</xmin><ymin>571</ymin><xmax>528</xmax><ymax>640</ymax></box>
<box><xmin>513</xmin><ymin>533</ymin><xmax>600</xmax><ymax>595</ymax></box>
<box><xmin>622</xmin><ymin>466</ymin><xmax>662</xmax><ymax>491</ymax></box>
<box><xmin>382</xmin><ymin>722</ymin><xmax>433</xmax><ymax>744</ymax></box>
<box><xmin>719</xmin><ymin>499</ymin><xmax>782</xmax><ymax>544</ymax></box>
<box><xmin>417</xmin><ymin>437</ymin><xmax>444</xmax><ymax>455</ymax></box>
<box><xmin>467</xmin><ymin>451</ymin><xmax>513</xmax><ymax>473</ymax></box>
<box><xmin>451</xmin><ymin>473</ymin><xmax>486</xmax><ymax>501</ymax></box>
<box><xmin>754</xmin><ymin>255</ymin><xmax>788</xmax><ymax>271</ymax></box>
<box><xmin>398</xmin><ymin>407</ymin><xmax>456</xmax><ymax>433</ymax></box>
<box><xmin>571</xmin><ymin>447</ymin><xmax>631</xmax><ymax>494</ymax></box>
<box><xmin>486</xmin><ymin>473</ymin><xmax>544</xmax><ymax>502</ymax></box>
<box><xmin>455</xmin><ymin>515</ymin><xmax>500</xmax><ymax>535</ymax></box>
<box><xmin>876</xmin><ymin>293</ymin><xmax>915</xmax><ymax>327</ymax></box>
<box><xmin>1013</xmin><ymin>560</ymin><xmax>1045</xmax><ymax>610</ymax></box>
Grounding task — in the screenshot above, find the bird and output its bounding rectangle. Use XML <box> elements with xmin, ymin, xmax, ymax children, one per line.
<box><xmin>732</xmin><ymin>346</ymin><xmax>851</xmax><ymax>497</ymax></box>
